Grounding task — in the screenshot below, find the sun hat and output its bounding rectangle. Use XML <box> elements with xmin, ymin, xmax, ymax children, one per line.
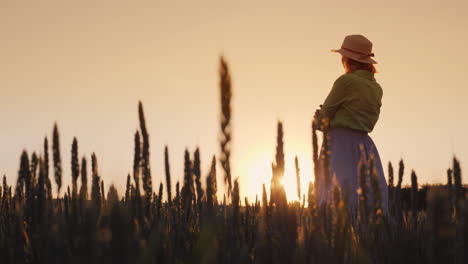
<box><xmin>331</xmin><ymin>34</ymin><xmax>377</xmax><ymax>64</ymax></box>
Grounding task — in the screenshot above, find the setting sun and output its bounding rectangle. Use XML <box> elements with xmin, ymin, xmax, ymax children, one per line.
<box><xmin>238</xmin><ymin>145</ymin><xmax>314</xmax><ymax>204</ymax></box>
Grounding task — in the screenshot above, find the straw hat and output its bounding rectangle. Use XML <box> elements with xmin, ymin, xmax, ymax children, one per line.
<box><xmin>331</xmin><ymin>34</ymin><xmax>377</xmax><ymax>64</ymax></box>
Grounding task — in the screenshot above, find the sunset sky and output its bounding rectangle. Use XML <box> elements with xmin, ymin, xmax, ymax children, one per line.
<box><xmin>1</xmin><ymin>0</ymin><xmax>468</xmax><ymax>200</ymax></box>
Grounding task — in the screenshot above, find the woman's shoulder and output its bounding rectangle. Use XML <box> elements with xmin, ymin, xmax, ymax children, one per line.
<box><xmin>333</xmin><ymin>73</ymin><xmax>355</xmax><ymax>87</ymax></box>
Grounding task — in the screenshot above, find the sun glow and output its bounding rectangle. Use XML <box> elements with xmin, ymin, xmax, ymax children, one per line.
<box><xmin>281</xmin><ymin>157</ymin><xmax>313</xmax><ymax>203</ymax></box>
<box><xmin>238</xmin><ymin>146</ymin><xmax>314</xmax><ymax>204</ymax></box>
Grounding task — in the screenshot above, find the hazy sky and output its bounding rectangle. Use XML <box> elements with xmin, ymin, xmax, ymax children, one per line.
<box><xmin>1</xmin><ymin>0</ymin><xmax>467</xmax><ymax>200</ymax></box>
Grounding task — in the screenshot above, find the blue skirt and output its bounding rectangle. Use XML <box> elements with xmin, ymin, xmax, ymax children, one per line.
<box><xmin>315</xmin><ymin>127</ymin><xmax>388</xmax><ymax>214</ymax></box>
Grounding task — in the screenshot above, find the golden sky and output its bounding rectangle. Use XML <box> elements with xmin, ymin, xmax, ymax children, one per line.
<box><xmin>1</xmin><ymin>0</ymin><xmax>468</xmax><ymax>200</ymax></box>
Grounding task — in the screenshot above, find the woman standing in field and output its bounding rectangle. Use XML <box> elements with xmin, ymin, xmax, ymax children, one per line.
<box><xmin>313</xmin><ymin>34</ymin><xmax>388</xmax><ymax>215</ymax></box>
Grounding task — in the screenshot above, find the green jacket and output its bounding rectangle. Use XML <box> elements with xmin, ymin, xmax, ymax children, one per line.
<box><xmin>316</xmin><ymin>70</ymin><xmax>383</xmax><ymax>133</ymax></box>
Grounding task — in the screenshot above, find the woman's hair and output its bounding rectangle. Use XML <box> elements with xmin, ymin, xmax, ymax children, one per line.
<box><xmin>342</xmin><ymin>56</ymin><xmax>377</xmax><ymax>74</ymax></box>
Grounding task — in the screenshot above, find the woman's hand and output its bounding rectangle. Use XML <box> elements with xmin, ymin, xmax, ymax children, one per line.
<box><xmin>313</xmin><ymin>105</ymin><xmax>324</xmax><ymax>130</ymax></box>
<box><xmin>314</xmin><ymin>105</ymin><xmax>323</xmax><ymax>118</ymax></box>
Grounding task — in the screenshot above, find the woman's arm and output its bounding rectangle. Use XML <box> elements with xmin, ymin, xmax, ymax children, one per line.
<box><xmin>314</xmin><ymin>75</ymin><xmax>351</xmax><ymax>129</ymax></box>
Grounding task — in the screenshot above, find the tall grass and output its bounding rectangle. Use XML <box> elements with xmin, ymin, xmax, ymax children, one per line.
<box><xmin>219</xmin><ymin>56</ymin><xmax>233</xmax><ymax>196</ymax></box>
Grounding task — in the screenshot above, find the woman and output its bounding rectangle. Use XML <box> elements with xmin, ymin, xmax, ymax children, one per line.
<box><xmin>313</xmin><ymin>34</ymin><xmax>388</xmax><ymax>215</ymax></box>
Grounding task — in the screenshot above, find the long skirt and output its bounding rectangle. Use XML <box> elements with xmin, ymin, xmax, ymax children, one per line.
<box><xmin>315</xmin><ymin>127</ymin><xmax>389</xmax><ymax>215</ymax></box>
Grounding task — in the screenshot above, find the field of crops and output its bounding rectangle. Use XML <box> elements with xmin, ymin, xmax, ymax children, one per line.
<box><xmin>0</xmin><ymin>58</ymin><xmax>467</xmax><ymax>264</ymax></box>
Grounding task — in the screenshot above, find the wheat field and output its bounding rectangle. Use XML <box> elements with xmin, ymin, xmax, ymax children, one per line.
<box><xmin>0</xmin><ymin>57</ymin><xmax>467</xmax><ymax>264</ymax></box>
